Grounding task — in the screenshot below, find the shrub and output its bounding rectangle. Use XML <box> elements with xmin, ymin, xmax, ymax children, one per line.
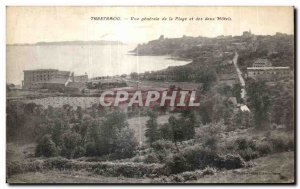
<box><xmin>235</xmin><ymin>138</ymin><xmax>256</xmax><ymax>151</ymax></box>
<box><xmin>202</xmin><ymin>166</ymin><xmax>217</xmax><ymax>176</ymax></box>
<box><xmin>180</xmin><ymin>171</ymin><xmax>201</xmax><ymax>181</ymax></box>
<box><xmin>159</xmin><ymin>123</ymin><xmax>173</xmax><ymax>141</ymax></box>
<box><xmin>234</xmin><ymin>137</ymin><xmax>259</xmax><ymax>161</ymax></box>
<box><xmin>238</xmin><ymin>148</ymin><xmax>258</xmax><ymax>161</ymax></box>
<box><xmin>151</xmin><ymin>140</ymin><xmax>175</xmax><ymax>151</ymax></box>
<box><xmin>85</xmin><ymin>142</ymin><xmax>98</xmax><ymax>156</ymax></box>
<box><xmin>182</xmin><ymin>147</ymin><xmax>216</xmax><ymax>170</ymax></box>
<box><xmin>144</xmin><ymin>153</ymin><xmax>160</xmax><ymax>164</ymax></box>
<box><xmin>112</xmin><ymin>128</ymin><xmax>138</xmax><ymax>159</ymax></box>
<box><xmin>256</xmin><ymin>141</ymin><xmax>273</xmax><ymax>156</ymax></box>
<box><xmin>131</xmin><ymin>156</ymin><xmax>143</xmax><ymax>163</ymax></box>
<box><xmin>7</xmin><ymin>160</ymin><xmax>44</xmax><ymax>176</ymax></box>
<box><xmin>145</xmin><ymin>111</ymin><xmax>160</xmax><ymax>144</ymax></box>
<box><xmin>217</xmin><ymin>154</ymin><xmax>245</xmax><ymax>169</ymax></box>
<box><xmin>165</xmin><ymin>154</ymin><xmax>190</xmax><ymax>174</ymax></box>
<box><xmin>166</xmin><ymin>146</ymin><xmax>245</xmax><ymax>174</ymax></box>
<box><xmin>203</xmin><ymin>136</ymin><xmax>217</xmax><ymax>150</ymax></box>
<box><xmin>74</xmin><ymin>146</ymin><xmax>86</xmax><ymax>158</ymax></box>
<box><xmin>171</xmin><ymin>175</ymin><xmax>185</xmax><ymax>182</ymax></box>
<box><xmin>60</xmin><ymin>131</ymin><xmax>82</xmax><ymax>159</ymax></box>
<box><xmin>153</xmin><ymin>170</ymin><xmax>205</xmax><ymax>183</ymax></box>
<box><xmin>270</xmin><ymin>134</ymin><xmax>294</xmax><ymax>152</ymax></box>
<box><xmin>44</xmin><ymin>157</ymin><xmax>70</xmax><ymax>170</ymax></box>
<box><xmin>287</xmin><ymin>138</ymin><xmax>295</xmax><ymax>151</ymax></box>
<box><xmin>35</xmin><ymin>134</ymin><xmax>58</xmax><ymax>157</ymax></box>
<box><xmin>7</xmin><ymin>143</ymin><xmax>24</xmax><ymax>162</ymax></box>
<box><xmin>270</xmin><ymin>137</ymin><xmax>286</xmax><ymax>152</ymax></box>
<box><xmin>93</xmin><ymin>162</ymin><xmax>167</xmax><ymax>178</ymax></box>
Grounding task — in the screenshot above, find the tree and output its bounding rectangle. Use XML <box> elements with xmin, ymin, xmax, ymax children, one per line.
<box><xmin>73</xmin><ymin>115</ymin><xmax>92</xmax><ymax>145</ymax></box>
<box><xmin>130</xmin><ymin>72</ymin><xmax>139</xmax><ymax>79</ymax></box>
<box><xmin>61</xmin><ymin>131</ymin><xmax>82</xmax><ymax>159</ymax></box>
<box><xmin>24</xmin><ymin>103</ymin><xmax>37</xmax><ymax>115</ymax></box>
<box><xmin>114</xmin><ymin>127</ymin><xmax>138</xmax><ymax>159</ymax></box>
<box><xmin>195</xmin><ymin>67</ymin><xmax>216</xmax><ymax>92</ymax></box>
<box><xmin>198</xmin><ymin>96</ymin><xmax>213</xmax><ymax>124</ymax></box>
<box><xmin>35</xmin><ymin>134</ymin><xmax>58</xmax><ymax>157</ymax></box>
<box><xmin>232</xmin><ymin>84</ymin><xmax>242</xmax><ymax>102</ymax></box>
<box><xmin>159</xmin><ymin>123</ymin><xmax>173</xmax><ymax>141</ymax></box>
<box><xmin>168</xmin><ymin>116</ymin><xmax>184</xmax><ymax>151</ymax></box>
<box><xmin>87</xmin><ymin>111</ymin><xmax>135</xmax><ymax>157</ymax></box>
<box><xmin>246</xmin><ymin>80</ymin><xmax>271</xmax><ymax>129</ymax></box>
<box><xmin>283</xmin><ymin>96</ymin><xmax>294</xmax><ymax>130</ymax></box>
<box><xmin>51</xmin><ymin>119</ymin><xmax>68</xmax><ymax>146</ymax></box>
<box><xmin>76</xmin><ymin>106</ymin><xmax>83</xmax><ymax>121</ymax></box>
<box><xmin>181</xmin><ymin>110</ymin><xmax>197</xmax><ymax>139</ymax></box>
<box><xmin>174</xmin><ymin>67</ymin><xmax>193</xmax><ymax>82</ymax></box>
<box><xmin>145</xmin><ymin>111</ymin><xmax>160</xmax><ymax>145</ymax></box>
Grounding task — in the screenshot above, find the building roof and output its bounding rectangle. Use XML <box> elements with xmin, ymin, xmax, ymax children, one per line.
<box><xmin>24</xmin><ymin>69</ymin><xmax>59</xmax><ymax>72</ymax></box>
<box><xmin>56</xmin><ymin>71</ymin><xmax>71</xmax><ymax>75</ymax></box>
<box><xmin>254</xmin><ymin>58</ymin><xmax>269</xmax><ymax>63</ymax></box>
<box><xmin>240</xmin><ymin>105</ymin><xmax>250</xmax><ymax>112</ymax></box>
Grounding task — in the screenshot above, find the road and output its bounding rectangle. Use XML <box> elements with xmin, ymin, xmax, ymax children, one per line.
<box><xmin>233</xmin><ymin>52</ymin><xmax>246</xmax><ymax>100</ymax></box>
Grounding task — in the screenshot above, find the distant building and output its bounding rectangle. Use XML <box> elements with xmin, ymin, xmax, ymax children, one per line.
<box><xmin>22</xmin><ymin>69</ymin><xmax>71</xmax><ymax>89</ymax></box>
<box><xmin>253</xmin><ymin>59</ymin><xmax>272</xmax><ymax>67</ymax></box>
<box><xmin>7</xmin><ymin>83</ymin><xmax>22</xmax><ymax>91</ymax></box>
<box><xmin>66</xmin><ymin>81</ymin><xmax>86</xmax><ymax>93</ymax></box>
<box><xmin>231</xmin><ymin>42</ymin><xmax>247</xmax><ymax>50</ymax></box>
<box><xmin>242</xmin><ymin>29</ymin><xmax>252</xmax><ymax>38</ymax></box>
<box><xmin>74</xmin><ymin>73</ymin><xmax>88</xmax><ymax>83</ymax></box>
<box><xmin>240</xmin><ymin>105</ymin><xmax>250</xmax><ymax>112</ymax></box>
<box><xmin>88</xmin><ymin>76</ymin><xmax>127</xmax><ymax>89</ymax></box>
<box><xmin>247</xmin><ymin>67</ymin><xmax>290</xmax><ymax>81</ymax></box>
<box><xmin>247</xmin><ymin>59</ymin><xmax>290</xmax><ymax>81</ymax></box>
<box><xmin>22</xmin><ymin>69</ymin><xmax>87</xmax><ymax>92</ymax></box>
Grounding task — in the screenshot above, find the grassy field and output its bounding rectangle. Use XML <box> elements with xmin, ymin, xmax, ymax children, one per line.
<box><xmin>7</xmin><ymin>170</ymin><xmax>151</xmax><ymax>183</ymax></box>
<box><xmin>128</xmin><ymin>113</ymin><xmax>178</xmax><ymax>145</ymax></box>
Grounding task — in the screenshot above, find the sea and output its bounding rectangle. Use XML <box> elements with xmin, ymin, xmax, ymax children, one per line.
<box><xmin>6</xmin><ymin>44</ymin><xmax>190</xmax><ymax>85</ymax></box>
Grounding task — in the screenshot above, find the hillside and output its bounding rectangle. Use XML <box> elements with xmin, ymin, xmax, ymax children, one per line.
<box><xmin>132</xmin><ymin>33</ymin><xmax>294</xmax><ymax>69</ymax></box>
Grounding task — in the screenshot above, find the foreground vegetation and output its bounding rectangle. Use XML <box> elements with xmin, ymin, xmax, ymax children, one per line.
<box><xmin>7</xmin><ymin>76</ymin><xmax>295</xmax><ymax>183</ymax></box>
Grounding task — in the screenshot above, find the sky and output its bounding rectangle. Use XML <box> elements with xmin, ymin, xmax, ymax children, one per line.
<box><xmin>6</xmin><ymin>6</ymin><xmax>294</xmax><ymax>44</ymax></box>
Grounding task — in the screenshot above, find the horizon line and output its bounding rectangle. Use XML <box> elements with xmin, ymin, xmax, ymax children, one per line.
<box><xmin>6</xmin><ymin>31</ymin><xmax>294</xmax><ymax>46</ymax></box>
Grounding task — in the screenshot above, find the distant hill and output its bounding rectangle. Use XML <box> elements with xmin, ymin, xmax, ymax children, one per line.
<box><xmin>7</xmin><ymin>40</ymin><xmax>125</xmax><ymax>46</ymax></box>
<box><xmin>131</xmin><ymin>33</ymin><xmax>294</xmax><ymax>59</ymax></box>
<box><xmin>132</xmin><ymin>32</ymin><xmax>294</xmax><ymax>84</ymax></box>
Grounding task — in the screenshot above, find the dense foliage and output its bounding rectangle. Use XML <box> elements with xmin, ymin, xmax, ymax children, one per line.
<box><xmin>7</xmin><ymin>102</ymin><xmax>137</xmax><ymax>159</ymax></box>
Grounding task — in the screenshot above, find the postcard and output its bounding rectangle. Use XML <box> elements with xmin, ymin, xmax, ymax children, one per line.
<box><xmin>6</xmin><ymin>6</ymin><xmax>295</xmax><ymax>184</ymax></box>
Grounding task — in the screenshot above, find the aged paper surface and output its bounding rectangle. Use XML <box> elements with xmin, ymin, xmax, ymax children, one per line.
<box><xmin>6</xmin><ymin>7</ymin><xmax>294</xmax><ymax>184</ymax></box>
